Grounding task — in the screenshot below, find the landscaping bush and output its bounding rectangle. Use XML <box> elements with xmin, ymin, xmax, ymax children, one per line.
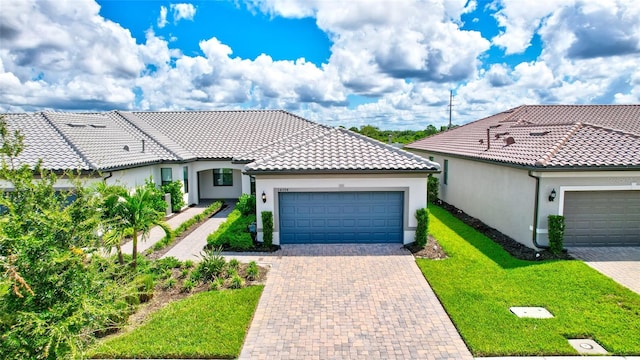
<box><xmin>548</xmin><ymin>215</ymin><xmax>566</xmax><ymax>255</ymax></box>
<box><xmin>194</xmin><ymin>247</ymin><xmax>227</xmax><ymax>282</ymax></box>
<box><xmin>161</xmin><ymin>180</ymin><xmax>185</xmax><ymax>212</ymax></box>
<box><xmin>236</xmin><ymin>193</ymin><xmax>256</xmax><ymax>216</ymax></box>
<box><xmin>427</xmin><ymin>175</ymin><xmax>439</xmax><ymax>203</ymax></box>
<box><xmin>415</xmin><ymin>207</ymin><xmax>429</xmax><ymax>248</ymax></box>
<box><xmin>246</xmin><ymin>261</ymin><xmax>259</xmax><ymax>281</ymax></box>
<box><xmin>261</xmin><ymin>211</ymin><xmax>273</xmax><ymax>247</ymax></box>
<box><xmin>207</xmin><ymin>209</ymin><xmax>256</xmax><ymax>250</ymax></box>
<box><xmin>152</xmin><ymin>201</ymin><xmax>222</xmax><ymax>251</ymax></box>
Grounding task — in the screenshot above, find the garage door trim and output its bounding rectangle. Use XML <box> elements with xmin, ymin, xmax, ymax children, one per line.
<box><xmin>272</xmin><ymin>187</ymin><xmax>411</xmax><ymax>234</ymax></box>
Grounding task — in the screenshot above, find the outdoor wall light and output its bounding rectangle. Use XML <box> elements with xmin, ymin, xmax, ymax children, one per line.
<box><xmin>262</xmin><ymin>191</ymin><xmax>267</xmax><ymax>203</ymax></box>
<box><xmin>548</xmin><ymin>189</ymin><xmax>557</xmax><ymax>202</ymax></box>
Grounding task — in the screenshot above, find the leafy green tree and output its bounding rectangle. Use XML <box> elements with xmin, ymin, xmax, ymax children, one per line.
<box><xmin>0</xmin><ymin>118</ymin><xmax>132</xmax><ymax>359</ymax></box>
<box><xmin>161</xmin><ymin>180</ymin><xmax>185</xmax><ymax>212</ymax></box>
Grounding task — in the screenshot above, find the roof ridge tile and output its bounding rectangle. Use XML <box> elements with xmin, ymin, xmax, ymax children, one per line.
<box><xmin>339</xmin><ymin>128</ymin><xmax>441</xmax><ymax>170</ymax></box>
<box><xmin>235</xmin><ymin>123</ymin><xmax>329</xmax><ymax>161</ymax></box>
<box><xmin>41</xmin><ymin>112</ymin><xmax>97</xmax><ymax>170</ymax></box>
<box><xmin>535</xmin><ymin>122</ymin><xmax>583</xmax><ymax>166</ymax></box>
<box><xmin>114</xmin><ymin>111</ymin><xmax>193</xmax><ymax>160</ymax></box>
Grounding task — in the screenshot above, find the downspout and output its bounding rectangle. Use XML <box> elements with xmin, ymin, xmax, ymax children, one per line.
<box><xmin>103</xmin><ymin>171</ymin><xmax>113</xmax><ymax>182</ymax></box>
<box><xmin>528</xmin><ymin>171</ymin><xmax>549</xmax><ymax>249</ymax></box>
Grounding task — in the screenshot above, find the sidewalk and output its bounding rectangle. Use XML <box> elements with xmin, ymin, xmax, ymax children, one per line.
<box><xmin>119</xmin><ymin>201</ymin><xmax>214</xmax><ymax>256</ymax></box>
<box><xmin>162</xmin><ymin>202</ymin><xmax>235</xmax><ymax>261</ymax></box>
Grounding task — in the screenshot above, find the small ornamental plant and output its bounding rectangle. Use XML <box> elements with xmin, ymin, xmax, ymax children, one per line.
<box><xmin>415</xmin><ymin>208</ymin><xmax>429</xmax><ymax>248</ymax></box>
<box><xmin>261</xmin><ymin>211</ymin><xmax>274</xmax><ymax>247</ymax></box>
<box><xmin>547</xmin><ymin>215</ymin><xmax>566</xmax><ymax>255</ymax></box>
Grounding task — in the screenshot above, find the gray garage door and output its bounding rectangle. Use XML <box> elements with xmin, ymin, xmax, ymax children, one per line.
<box><xmin>564</xmin><ymin>190</ymin><xmax>640</xmax><ymax>246</ymax></box>
<box><xmin>279</xmin><ymin>191</ymin><xmax>403</xmax><ymax>244</ymax></box>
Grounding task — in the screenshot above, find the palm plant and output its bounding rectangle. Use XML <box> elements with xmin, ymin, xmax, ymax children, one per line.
<box><xmin>97</xmin><ymin>182</ymin><xmax>170</xmax><ymax>268</ymax></box>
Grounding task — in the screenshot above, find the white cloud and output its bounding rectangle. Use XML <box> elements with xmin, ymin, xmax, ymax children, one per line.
<box><xmin>170</xmin><ymin>3</ymin><xmax>197</xmax><ymax>24</ymax></box>
<box><xmin>1</xmin><ymin>0</ymin><xmax>638</xmax><ymax>130</ymax></box>
<box><xmin>158</xmin><ymin>6</ymin><xmax>168</xmax><ymax>28</ymax></box>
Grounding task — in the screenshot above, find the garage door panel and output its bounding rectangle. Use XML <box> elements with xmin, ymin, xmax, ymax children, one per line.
<box><xmin>564</xmin><ymin>190</ymin><xmax>640</xmax><ymax>246</ymax></box>
<box><xmin>279</xmin><ymin>191</ymin><xmax>403</xmax><ymax>244</ymax></box>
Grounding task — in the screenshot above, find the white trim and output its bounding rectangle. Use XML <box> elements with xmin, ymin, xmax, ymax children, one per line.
<box><xmin>558</xmin><ymin>183</ymin><xmax>640</xmax><ymax>215</ymax></box>
<box><xmin>533</xmin><ymin>171</ymin><xmax>640</xmax><ymax>178</ymax></box>
<box><xmin>528</xmin><ymin>226</ymin><xmax>548</xmax><ymax>234</ymax></box>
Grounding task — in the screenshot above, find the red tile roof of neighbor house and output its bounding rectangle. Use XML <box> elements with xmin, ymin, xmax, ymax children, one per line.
<box><xmin>405</xmin><ymin>105</ymin><xmax>640</xmax><ymax>170</ymax></box>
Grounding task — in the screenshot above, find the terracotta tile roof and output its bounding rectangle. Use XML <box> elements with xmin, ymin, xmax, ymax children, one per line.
<box><xmin>129</xmin><ymin>110</ymin><xmax>319</xmax><ymax>159</ymax></box>
<box><xmin>245</xmin><ymin>127</ymin><xmax>440</xmax><ymax>173</ymax></box>
<box><xmin>405</xmin><ymin>105</ymin><xmax>640</xmax><ymax>169</ymax></box>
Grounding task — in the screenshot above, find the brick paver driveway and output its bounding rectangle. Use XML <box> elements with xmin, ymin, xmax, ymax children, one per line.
<box><xmin>567</xmin><ymin>247</ymin><xmax>640</xmax><ymax>294</ymax></box>
<box><xmin>239</xmin><ymin>244</ymin><xmax>472</xmax><ymax>360</ymax></box>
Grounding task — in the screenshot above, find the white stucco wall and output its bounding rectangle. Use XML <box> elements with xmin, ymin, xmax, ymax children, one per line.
<box><xmin>253</xmin><ymin>174</ymin><xmax>428</xmax><ymax>245</ymax></box>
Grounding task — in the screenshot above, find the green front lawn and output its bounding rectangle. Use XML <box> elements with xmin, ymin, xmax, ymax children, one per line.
<box><xmin>89</xmin><ymin>286</ymin><xmax>263</xmax><ymax>359</ymax></box>
<box><xmin>417</xmin><ymin>206</ymin><xmax>640</xmax><ymax>357</ymax></box>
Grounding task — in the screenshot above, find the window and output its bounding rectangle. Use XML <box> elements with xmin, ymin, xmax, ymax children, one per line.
<box><xmin>250</xmin><ymin>175</ymin><xmax>256</xmax><ymax>195</ymax></box>
<box><xmin>183</xmin><ymin>166</ymin><xmax>189</xmax><ymax>193</ymax></box>
<box><xmin>161</xmin><ymin>168</ymin><xmax>173</xmax><ymax>186</ymax></box>
<box><xmin>443</xmin><ymin>159</ymin><xmax>448</xmax><ymax>185</ymax></box>
<box><xmin>213</xmin><ymin>168</ymin><xmax>233</xmax><ymax>186</ymax></box>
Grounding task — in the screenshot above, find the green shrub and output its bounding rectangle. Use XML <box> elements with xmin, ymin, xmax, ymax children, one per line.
<box><xmin>427</xmin><ymin>175</ymin><xmax>439</xmax><ymax>203</ymax></box>
<box><xmin>261</xmin><ymin>211</ymin><xmax>273</xmax><ymax>247</ymax></box>
<box><xmin>228</xmin><ymin>258</ymin><xmax>240</xmax><ymax>270</ymax></box>
<box><xmin>181</xmin><ymin>279</ymin><xmax>195</xmax><ymax>293</ymax></box>
<box><xmin>183</xmin><ymin>260</ymin><xmax>195</xmax><ymax>269</ymax></box>
<box><xmin>229</xmin><ymin>275</ymin><xmax>245</xmax><ymax>289</ymax></box>
<box><xmin>246</xmin><ymin>261</ymin><xmax>259</xmax><ymax>281</ymax></box>
<box><xmin>207</xmin><ymin>209</ymin><xmax>256</xmax><ymax>250</ymax></box>
<box><xmin>548</xmin><ymin>215</ymin><xmax>566</xmax><ymax>255</ymax></box>
<box><xmin>209</xmin><ymin>277</ymin><xmax>225</xmax><ymax>291</ymax></box>
<box><xmin>195</xmin><ymin>247</ymin><xmax>227</xmax><ymax>281</ymax></box>
<box><xmin>415</xmin><ymin>208</ymin><xmax>429</xmax><ymax>248</ymax></box>
<box><xmin>236</xmin><ymin>194</ymin><xmax>256</xmax><ymax>216</ymax></box>
<box><xmin>230</xmin><ymin>233</ymin><xmax>254</xmax><ymax>250</ymax></box>
<box><xmin>161</xmin><ymin>180</ymin><xmax>185</xmax><ymax>212</ymax></box>
<box><xmin>162</xmin><ymin>278</ymin><xmax>177</xmax><ymax>289</ymax></box>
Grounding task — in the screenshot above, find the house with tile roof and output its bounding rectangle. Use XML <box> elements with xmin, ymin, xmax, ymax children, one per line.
<box><xmin>1</xmin><ymin>110</ymin><xmax>440</xmax><ymax>245</ymax></box>
<box><xmin>405</xmin><ymin>105</ymin><xmax>640</xmax><ymax>248</ymax></box>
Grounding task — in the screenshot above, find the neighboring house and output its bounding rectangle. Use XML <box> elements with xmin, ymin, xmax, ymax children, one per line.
<box><xmin>1</xmin><ymin>110</ymin><xmax>439</xmax><ymax>245</ymax></box>
<box><xmin>405</xmin><ymin>105</ymin><xmax>640</xmax><ymax>248</ymax></box>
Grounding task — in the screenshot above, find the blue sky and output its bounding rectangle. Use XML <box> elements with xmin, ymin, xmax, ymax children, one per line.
<box><xmin>1</xmin><ymin>0</ymin><xmax>639</xmax><ymax>129</ymax></box>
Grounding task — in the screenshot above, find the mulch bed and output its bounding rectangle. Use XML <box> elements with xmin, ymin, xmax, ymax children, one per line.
<box><xmin>435</xmin><ymin>200</ymin><xmax>572</xmax><ymax>261</ymax></box>
<box><xmin>406</xmin><ymin>235</ymin><xmax>448</xmax><ymax>259</ymax></box>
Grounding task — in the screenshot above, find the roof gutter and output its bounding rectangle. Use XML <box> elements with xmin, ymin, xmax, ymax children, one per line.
<box><xmin>528</xmin><ymin>171</ymin><xmax>549</xmax><ymax>250</ymax></box>
<box><xmin>244</xmin><ymin>168</ymin><xmax>441</xmax><ymax>176</ymax></box>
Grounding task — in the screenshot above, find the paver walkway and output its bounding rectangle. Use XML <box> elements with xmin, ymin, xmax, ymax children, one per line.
<box><xmin>239</xmin><ymin>244</ymin><xmax>472</xmax><ymax>360</ymax></box>
<box><xmin>567</xmin><ymin>247</ymin><xmax>640</xmax><ymax>294</ymax></box>
<box><xmin>162</xmin><ymin>202</ymin><xmax>235</xmax><ymax>261</ymax></box>
<box><xmin>119</xmin><ymin>201</ymin><xmax>214</xmax><ymax>255</ymax></box>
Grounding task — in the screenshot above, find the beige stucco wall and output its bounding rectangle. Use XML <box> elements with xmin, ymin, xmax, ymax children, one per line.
<box><xmin>253</xmin><ymin>173</ymin><xmax>428</xmax><ymax>245</ymax></box>
<box><xmin>409</xmin><ymin>150</ymin><xmax>537</xmax><ymax>248</ymax></box>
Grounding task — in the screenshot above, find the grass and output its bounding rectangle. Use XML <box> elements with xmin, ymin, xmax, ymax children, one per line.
<box><xmin>89</xmin><ymin>286</ymin><xmax>263</xmax><ymax>359</ymax></box>
<box><xmin>417</xmin><ymin>205</ymin><xmax>640</xmax><ymax>357</ymax></box>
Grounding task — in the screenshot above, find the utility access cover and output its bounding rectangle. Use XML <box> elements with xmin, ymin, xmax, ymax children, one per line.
<box><xmin>509</xmin><ymin>307</ymin><xmax>554</xmax><ymax>318</ymax></box>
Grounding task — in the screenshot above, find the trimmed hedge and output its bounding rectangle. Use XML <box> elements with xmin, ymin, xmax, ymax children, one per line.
<box><xmin>547</xmin><ymin>215</ymin><xmax>566</xmax><ymax>255</ymax></box>
<box><xmin>207</xmin><ymin>209</ymin><xmax>256</xmax><ymax>250</ymax></box>
<box><xmin>261</xmin><ymin>211</ymin><xmax>273</xmax><ymax>247</ymax></box>
<box><xmin>415</xmin><ymin>207</ymin><xmax>429</xmax><ymax>248</ymax></box>
<box><xmin>161</xmin><ymin>180</ymin><xmax>185</xmax><ymax>212</ymax></box>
